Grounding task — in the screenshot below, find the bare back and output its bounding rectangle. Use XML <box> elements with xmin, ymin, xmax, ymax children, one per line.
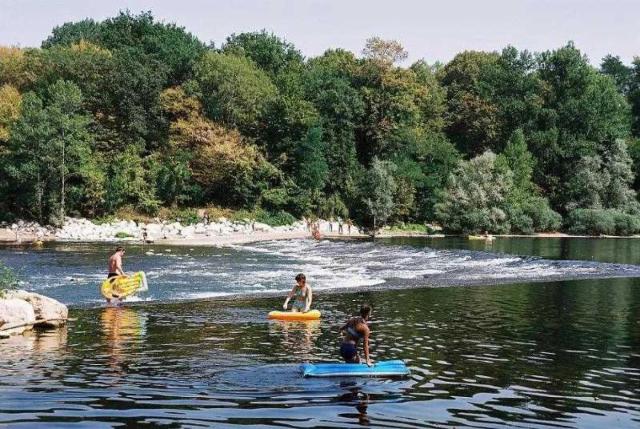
<box><xmin>108</xmin><ymin>253</ymin><xmax>123</xmax><ymax>275</ymax></box>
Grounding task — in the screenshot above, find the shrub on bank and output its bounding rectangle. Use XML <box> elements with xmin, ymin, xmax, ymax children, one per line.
<box><xmin>0</xmin><ymin>262</ymin><xmax>18</xmax><ymax>298</ymax></box>
<box><xmin>387</xmin><ymin>223</ymin><xmax>429</xmax><ymax>233</ymax></box>
<box><xmin>565</xmin><ymin>209</ymin><xmax>640</xmax><ymax>235</ymax></box>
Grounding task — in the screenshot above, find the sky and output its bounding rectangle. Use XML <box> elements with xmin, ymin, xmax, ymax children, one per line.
<box><xmin>0</xmin><ymin>0</ymin><xmax>638</xmax><ymax>65</ymax></box>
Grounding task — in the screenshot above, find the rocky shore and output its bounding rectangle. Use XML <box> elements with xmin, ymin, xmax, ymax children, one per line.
<box><xmin>1</xmin><ymin>217</ymin><xmax>314</xmax><ymax>243</ymax></box>
<box><xmin>0</xmin><ymin>290</ymin><xmax>68</xmax><ymax>338</ymax></box>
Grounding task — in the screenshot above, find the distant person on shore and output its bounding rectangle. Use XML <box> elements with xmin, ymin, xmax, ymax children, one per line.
<box><xmin>338</xmin><ymin>217</ymin><xmax>344</xmax><ymax>234</ymax></box>
<box><xmin>339</xmin><ymin>304</ymin><xmax>373</xmax><ymax>366</ymax></box>
<box><xmin>329</xmin><ymin>216</ymin><xmax>334</xmax><ymax>233</ymax></box>
<box><xmin>283</xmin><ymin>273</ymin><xmax>313</xmax><ymax>313</ymax></box>
<box><xmin>347</xmin><ymin>219</ymin><xmax>353</xmax><ymax>234</ymax></box>
<box><xmin>108</xmin><ymin>247</ymin><xmax>126</xmax><ymax>279</ymax></box>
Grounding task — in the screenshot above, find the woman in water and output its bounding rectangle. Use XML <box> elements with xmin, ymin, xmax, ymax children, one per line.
<box><xmin>283</xmin><ymin>273</ymin><xmax>313</xmax><ymax>313</ymax></box>
<box><xmin>339</xmin><ymin>304</ymin><xmax>373</xmax><ymax>366</ymax></box>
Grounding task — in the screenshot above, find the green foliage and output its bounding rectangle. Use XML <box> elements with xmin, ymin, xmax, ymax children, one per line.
<box><xmin>566</xmin><ymin>208</ymin><xmax>640</xmax><ymax>236</ymax></box>
<box><xmin>359</xmin><ymin>158</ymin><xmax>397</xmax><ymax>232</ymax></box>
<box><xmin>114</xmin><ymin>231</ymin><xmax>134</xmax><ymax>239</ymax></box>
<box><xmin>0</xmin><ymin>262</ymin><xmax>19</xmax><ymax>296</ymax></box>
<box><xmin>4</xmin><ymin>12</ymin><xmax>640</xmax><ymax>235</ymax></box>
<box><xmin>3</xmin><ymin>80</ymin><xmax>98</xmax><ymax>224</ymax></box>
<box><xmin>194</xmin><ymin>51</ymin><xmax>277</xmax><ymax>134</ymax></box>
<box><xmin>387</xmin><ymin>223</ymin><xmax>429</xmax><ymax>233</ymax></box>
<box><xmin>43</xmin><ymin>11</ymin><xmax>205</xmax><ymax>83</ymax></box>
<box><xmin>222</xmin><ymin>31</ymin><xmax>304</xmax><ymax>78</ymax></box>
<box><xmin>295</xmin><ymin>127</ymin><xmax>328</xmax><ymax>191</ymax></box>
<box><xmin>435</xmin><ymin>151</ymin><xmax>512</xmax><ymax>234</ymax></box>
<box><xmin>230</xmin><ymin>208</ymin><xmax>296</xmax><ymax>226</ymax></box>
<box><xmin>255</xmin><ymin>209</ymin><xmax>297</xmax><ymax>226</ymax></box>
<box><xmin>105</xmin><ymin>145</ymin><xmax>159</xmax><ymax>215</ymax></box>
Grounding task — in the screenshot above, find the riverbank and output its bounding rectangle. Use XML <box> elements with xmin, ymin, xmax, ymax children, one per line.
<box><xmin>3</xmin><ymin>217</ymin><xmax>640</xmax><ymax>248</ymax></box>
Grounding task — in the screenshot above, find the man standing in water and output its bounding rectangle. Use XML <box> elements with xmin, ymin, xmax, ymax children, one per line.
<box><xmin>105</xmin><ymin>247</ymin><xmax>127</xmax><ymax>305</ymax></box>
<box><xmin>340</xmin><ymin>304</ymin><xmax>373</xmax><ymax>366</ymax></box>
<box><xmin>108</xmin><ymin>247</ymin><xmax>126</xmax><ymax>278</ymax></box>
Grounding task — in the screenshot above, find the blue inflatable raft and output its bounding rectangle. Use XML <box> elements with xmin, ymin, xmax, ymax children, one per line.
<box><xmin>301</xmin><ymin>360</ymin><xmax>410</xmax><ymax>377</ymax></box>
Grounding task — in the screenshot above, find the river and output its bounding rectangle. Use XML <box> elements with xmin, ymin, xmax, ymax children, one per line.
<box><xmin>1</xmin><ymin>237</ymin><xmax>639</xmax><ymax>428</ymax></box>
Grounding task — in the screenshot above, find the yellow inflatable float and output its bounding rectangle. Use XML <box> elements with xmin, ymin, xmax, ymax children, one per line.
<box><xmin>268</xmin><ymin>310</ymin><xmax>321</xmax><ymax>321</ymax></box>
<box><xmin>101</xmin><ymin>272</ymin><xmax>148</xmax><ymax>300</ymax></box>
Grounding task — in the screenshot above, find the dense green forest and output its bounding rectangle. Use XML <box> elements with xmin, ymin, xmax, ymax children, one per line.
<box><xmin>2</xmin><ymin>11</ymin><xmax>640</xmax><ymax>234</ymax></box>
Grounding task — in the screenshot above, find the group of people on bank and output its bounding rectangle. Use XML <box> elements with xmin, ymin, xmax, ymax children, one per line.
<box><xmin>107</xmin><ymin>247</ymin><xmax>374</xmax><ymax>366</ymax></box>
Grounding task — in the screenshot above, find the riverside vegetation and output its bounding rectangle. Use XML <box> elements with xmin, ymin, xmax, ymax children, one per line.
<box><xmin>2</xmin><ymin>12</ymin><xmax>640</xmax><ymax>235</ymax></box>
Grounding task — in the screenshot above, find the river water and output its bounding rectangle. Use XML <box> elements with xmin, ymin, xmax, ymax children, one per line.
<box><xmin>1</xmin><ymin>237</ymin><xmax>639</xmax><ymax>428</ymax></box>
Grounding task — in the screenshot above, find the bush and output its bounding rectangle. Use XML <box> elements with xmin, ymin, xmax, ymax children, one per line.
<box><xmin>255</xmin><ymin>210</ymin><xmax>296</xmax><ymax>227</ymax></box>
<box><xmin>612</xmin><ymin>211</ymin><xmax>640</xmax><ymax>235</ymax></box>
<box><xmin>229</xmin><ymin>208</ymin><xmax>297</xmax><ymax>226</ymax></box>
<box><xmin>508</xmin><ymin>209</ymin><xmax>534</xmax><ymax>234</ymax></box>
<box><xmin>115</xmin><ymin>231</ymin><xmax>134</xmax><ymax>239</ymax></box>
<box><xmin>0</xmin><ymin>262</ymin><xmax>19</xmax><ymax>297</ymax></box>
<box><xmin>387</xmin><ymin>223</ymin><xmax>429</xmax><ymax>233</ymax></box>
<box><xmin>522</xmin><ymin>199</ymin><xmax>562</xmax><ymax>232</ymax></box>
<box><xmin>566</xmin><ymin>209</ymin><xmax>616</xmax><ymax>235</ymax></box>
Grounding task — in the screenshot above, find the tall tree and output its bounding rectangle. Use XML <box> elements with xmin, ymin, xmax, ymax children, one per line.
<box><xmin>4</xmin><ymin>81</ymin><xmax>98</xmax><ymax>224</ymax></box>
<box><xmin>359</xmin><ymin>158</ymin><xmax>397</xmax><ymax>234</ymax></box>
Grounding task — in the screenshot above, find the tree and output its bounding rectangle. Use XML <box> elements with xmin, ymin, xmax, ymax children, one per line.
<box><xmin>362</xmin><ymin>37</ymin><xmax>408</xmax><ymax>65</ymax></box>
<box><xmin>304</xmin><ymin>50</ymin><xmax>364</xmax><ymax>198</ymax></box>
<box><xmin>601</xmin><ymin>54</ymin><xmax>632</xmax><ymax>95</ymax></box>
<box><xmin>160</xmin><ymin>86</ymin><xmax>277</xmax><ymax>207</ymax></box>
<box><xmin>531</xmin><ymin>43</ymin><xmax>631</xmax><ymax>212</ymax></box>
<box><xmin>222</xmin><ymin>31</ymin><xmax>304</xmax><ymax>78</ymax></box>
<box><xmin>43</xmin><ymin>11</ymin><xmax>205</xmax><ymax>84</ymax></box>
<box><xmin>105</xmin><ymin>145</ymin><xmax>159</xmax><ymax>214</ymax></box>
<box><xmin>0</xmin><ymin>84</ymin><xmax>21</xmax><ymax>143</ymax></box>
<box><xmin>194</xmin><ymin>51</ymin><xmax>278</xmax><ymax>135</ymax></box>
<box><xmin>0</xmin><ymin>46</ymin><xmax>34</xmax><ymax>89</ymax></box>
<box><xmin>360</xmin><ymin>158</ymin><xmax>397</xmax><ymax>235</ymax></box>
<box><xmin>295</xmin><ymin>126</ymin><xmax>328</xmax><ymax>192</ymax></box>
<box><xmin>435</xmin><ymin>151</ymin><xmax>513</xmax><ymax>233</ymax></box>
<box><xmin>4</xmin><ymin>81</ymin><xmax>98</xmax><ymax>224</ymax></box>
<box><xmin>497</xmin><ymin>129</ymin><xmax>535</xmax><ymax>193</ymax></box>
<box><xmin>439</xmin><ymin>51</ymin><xmax>502</xmax><ymax>156</ymax></box>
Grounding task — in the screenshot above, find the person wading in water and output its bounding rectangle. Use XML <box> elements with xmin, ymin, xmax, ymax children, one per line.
<box><xmin>106</xmin><ymin>247</ymin><xmax>127</xmax><ymax>304</ymax></box>
<box><xmin>339</xmin><ymin>304</ymin><xmax>373</xmax><ymax>366</ymax></box>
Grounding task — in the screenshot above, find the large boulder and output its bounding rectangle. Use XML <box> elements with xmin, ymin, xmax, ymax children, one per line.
<box><xmin>0</xmin><ymin>298</ymin><xmax>36</xmax><ymax>336</ymax></box>
<box><xmin>2</xmin><ymin>290</ymin><xmax>68</xmax><ymax>327</ymax></box>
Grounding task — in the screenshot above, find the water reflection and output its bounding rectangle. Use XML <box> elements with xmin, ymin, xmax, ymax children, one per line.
<box><xmin>269</xmin><ymin>319</ymin><xmax>321</xmax><ymax>359</ymax></box>
<box><xmin>100</xmin><ymin>307</ymin><xmax>146</xmax><ymax>376</ymax></box>
<box><xmin>338</xmin><ymin>385</ymin><xmax>370</xmax><ymax>426</ymax></box>
<box><xmin>1</xmin><ymin>279</ymin><xmax>639</xmax><ymax>427</ymax></box>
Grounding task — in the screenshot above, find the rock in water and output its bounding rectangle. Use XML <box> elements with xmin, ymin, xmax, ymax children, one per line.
<box><xmin>2</xmin><ymin>290</ymin><xmax>68</xmax><ymax>328</ymax></box>
<box><xmin>0</xmin><ymin>298</ymin><xmax>36</xmax><ymax>336</ymax></box>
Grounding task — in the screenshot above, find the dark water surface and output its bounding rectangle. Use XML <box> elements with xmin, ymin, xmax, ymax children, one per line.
<box><xmin>1</xmin><ymin>237</ymin><xmax>640</xmax><ymax>428</ymax></box>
